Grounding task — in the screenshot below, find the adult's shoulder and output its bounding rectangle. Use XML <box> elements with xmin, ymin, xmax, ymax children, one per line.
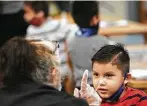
<box><xmin>57</xmin><ymin>95</ymin><xmax>89</xmax><ymax>106</ymax></box>
<box><xmin>70</xmin><ymin>97</ymin><xmax>89</xmax><ymax>106</ymax></box>
<box><xmin>28</xmin><ymin>83</ymin><xmax>89</xmax><ymax>106</ymax></box>
<box><xmin>40</xmin><ymin>87</ymin><xmax>89</xmax><ymax>106</ymax></box>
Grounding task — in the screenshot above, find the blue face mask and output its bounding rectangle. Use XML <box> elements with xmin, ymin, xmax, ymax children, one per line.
<box><xmin>105</xmin><ymin>84</ymin><xmax>124</xmax><ymax>103</ymax></box>
<box><xmin>75</xmin><ymin>24</ymin><xmax>99</xmax><ymax>37</ymax></box>
<box><xmin>104</xmin><ymin>72</ymin><xmax>127</xmax><ymax>103</ymax></box>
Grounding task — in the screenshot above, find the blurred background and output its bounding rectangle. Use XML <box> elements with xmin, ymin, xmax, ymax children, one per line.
<box><xmin>1</xmin><ymin>1</ymin><xmax>147</xmax><ymax>93</ymax></box>
<box><xmin>49</xmin><ymin>1</ymin><xmax>146</xmax><ymax>44</ymax></box>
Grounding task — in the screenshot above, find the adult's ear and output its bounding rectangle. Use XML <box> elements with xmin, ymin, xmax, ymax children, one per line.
<box><xmin>51</xmin><ymin>68</ymin><xmax>57</xmax><ymax>77</ymax></box>
<box><xmin>48</xmin><ymin>67</ymin><xmax>57</xmax><ymax>84</ymax></box>
<box><xmin>50</xmin><ymin>67</ymin><xmax>61</xmax><ymax>89</ymax></box>
<box><xmin>90</xmin><ymin>15</ymin><xmax>100</xmax><ymax>26</ymax></box>
<box><xmin>124</xmin><ymin>73</ymin><xmax>132</xmax><ymax>85</ymax></box>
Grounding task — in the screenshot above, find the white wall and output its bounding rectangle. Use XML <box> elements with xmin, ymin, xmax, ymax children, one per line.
<box><xmin>100</xmin><ymin>1</ymin><xmax>128</xmax><ymax>20</ymax></box>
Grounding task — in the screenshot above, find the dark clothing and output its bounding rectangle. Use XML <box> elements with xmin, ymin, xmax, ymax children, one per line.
<box><xmin>0</xmin><ymin>81</ymin><xmax>88</xmax><ymax>106</ymax></box>
<box><xmin>55</xmin><ymin>1</ymin><xmax>70</xmax><ymax>12</ymax></box>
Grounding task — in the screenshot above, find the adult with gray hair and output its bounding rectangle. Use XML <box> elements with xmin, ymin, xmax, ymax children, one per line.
<box><xmin>0</xmin><ymin>37</ymin><xmax>88</xmax><ymax>106</ymax></box>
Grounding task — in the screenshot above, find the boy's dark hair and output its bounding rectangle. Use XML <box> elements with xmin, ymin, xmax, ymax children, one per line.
<box><xmin>0</xmin><ymin>37</ymin><xmax>37</xmax><ymax>87</ymax></box>
<box><xmin>24</xmin><ymin>1</ymin><xmax>49</xmax><ymax>17</ymax></box>
<box><xmin>91</xmin><ymin>44</ymin><xmax>130</xmax><ymax>75</ymax></box>
<box><xmin>71</xmin><ymin>1</ymin><xmax>99</xmax><ymax>28</ymax></box>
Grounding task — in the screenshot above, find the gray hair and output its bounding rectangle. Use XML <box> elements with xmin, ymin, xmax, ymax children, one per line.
<box><xmin>30</xmin><ymin>42</ymin><xmax>59</xmax><ymax>85</ymax></box>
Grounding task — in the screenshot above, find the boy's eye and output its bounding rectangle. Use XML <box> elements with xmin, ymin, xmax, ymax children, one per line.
<box><xmin>93</xmin><ymin>72</ymin><xmax>99</xmax><ymax>77</ymax></box>
<box><xmin>105</xmin><ymin>74</ymin><xmax>114</xmax><ymax>78</ymax></box>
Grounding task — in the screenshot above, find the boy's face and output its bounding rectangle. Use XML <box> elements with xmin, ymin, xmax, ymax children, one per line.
<box><xmin>92</xmin><ymin>62</ymin><xmax>125</xmax><ymax>99</ymax></box>
<box><xmin>24</xmin><ymin>4</ymin><xmax>36</xmax><ymax>22</ymax></box>
<box><xmin>23</xmin><ymin>4</ymin><xmax>44</xmax><ymax>26</ymax></box>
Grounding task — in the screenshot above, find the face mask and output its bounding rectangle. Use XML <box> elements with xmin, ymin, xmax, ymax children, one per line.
<box><xmin>29</xmin><ymin>17</ymin><xmax>42</xmax><ymax>27</ymax></box>
<box><xmin>104</xmin><ymin>72</ymin><xmax>127</xmax><ymax>103</ymax></box>
<box><xmin>76</xmin><ymin>23</ymin><xmax>99</xmax><ymax>37</ymax></box>
<box><xmin>105</xmin><ymin>84</ymin><xmax>124</xmax><ymax>102</ymax></box>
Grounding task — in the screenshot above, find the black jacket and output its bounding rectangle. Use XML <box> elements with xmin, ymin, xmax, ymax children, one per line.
<box><xmin>0</xmin><ymin>81</ymin><xmax>88</xmax><ymax>106</ymax></box>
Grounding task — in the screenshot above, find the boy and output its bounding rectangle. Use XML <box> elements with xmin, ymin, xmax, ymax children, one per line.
<box><xmin>74</xmin><ymin>44</ymin><xmax>147</xmax><ymax>106</ymax></box>
<box><xmin>23</xmin><ymin>1</ymin><xmax>60</xmax><ymax>34</ymax></box>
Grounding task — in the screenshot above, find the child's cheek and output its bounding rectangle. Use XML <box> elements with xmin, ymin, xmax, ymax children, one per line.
<box><xmin>92</xmin><ymin>78</ymin><xmax>98</xmax><ymax>90</ymax></box>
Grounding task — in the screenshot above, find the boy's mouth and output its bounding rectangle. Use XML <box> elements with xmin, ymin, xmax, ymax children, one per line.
<box><xmin>98</xmin><ymin>88</ymin><xmax>108</xmax><ymax>93</ymax></box>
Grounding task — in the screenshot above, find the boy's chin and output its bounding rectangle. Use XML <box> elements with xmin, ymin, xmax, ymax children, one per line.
<box><xmin>99</xmin><ymin>93</ymin><xmax>111</xmax><ymax>99</ymax></box>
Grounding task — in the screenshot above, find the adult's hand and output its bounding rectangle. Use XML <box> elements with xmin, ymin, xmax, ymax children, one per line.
<box><xmin>74</xmin><ymin>70</ymin><xmax>102</xmax><ymax>106</ymax></box>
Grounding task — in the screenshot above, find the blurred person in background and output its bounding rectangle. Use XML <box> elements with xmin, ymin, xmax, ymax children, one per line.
<box><xmin>67</xmin><ymin>1</ymin><xmax>114</xmax><ymax>89</ymax></box>
<box><xmin>55</xmin><ymin>1</ymin><xmax>70</xmax><ymax>13</ymax></box>
<box><xmin>0</xmin><ymin>37</ymin><xmax>89</xmax><ymax>106</ymax></box>
<box><xmin>24</xmin><ymin>1</ymin><xmax>59</xmax><ymax>34</ymax></box>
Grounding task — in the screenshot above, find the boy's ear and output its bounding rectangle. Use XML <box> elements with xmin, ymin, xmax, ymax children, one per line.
<box><xmin>124</xmin><ymin>73</ymin><xmax>132</xmax><ymax>85</ymax></box>
<box><xmin>90</xmin><ymin>15</ymin><xmax>100</xmax><ymax>26</ymax></box>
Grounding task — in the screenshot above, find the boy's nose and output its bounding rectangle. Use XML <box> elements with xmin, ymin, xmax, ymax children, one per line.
<box><xmin>97</xmin><ymin>78</ymin><xmax>106</xmax><ymax>86</ymax></box>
